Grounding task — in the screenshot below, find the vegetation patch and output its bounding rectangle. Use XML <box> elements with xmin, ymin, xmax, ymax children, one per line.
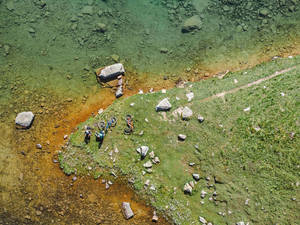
<box><xmin>60</xmin><ymin>56</ymin><xmax>300</xmax><ymax>224</ymax></box>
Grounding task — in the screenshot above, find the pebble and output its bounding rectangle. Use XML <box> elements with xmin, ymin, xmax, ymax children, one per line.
<box><xmin>152</xmin><ymin>211</ymin><xmax>158</xmax><ymax>222</ymax></box>
<box><xmin>192</xmin><ymin>173</ymin><xmax>200</xmax><ymax>181</ymax></box>
<box><xmin>199</xmin><ymin>216</ymin><xmax>207</xmax><ymax>224</ymax></box>
<box><xmin>36</xmin><ymin>144</ymin><xmax>42</xmax><ymax>149</ymax></box>
<box><xmin>64</xmin><ymin>135</ymin><xmax>68</xmax><ymax>140</ymax></box>
<box><xmin>198</xmin><ymin>115</ymin><xmax>205</xmax><ymax>123</ymax></box>
<box><xmin>178</xmin><ymin>134</ymin><xmax>186</xmax><ymax>141</ymax></box>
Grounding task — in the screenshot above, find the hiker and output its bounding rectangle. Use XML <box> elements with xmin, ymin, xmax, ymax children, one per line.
<box><xmin>84</xmin><ymin>129</ymin><xmax>92</xmax><ymax>144</ymax></box>
<box><xmin>95</xmin><ymin>130</ymin><xmax>105</xmax><ymax>143</ymax></box>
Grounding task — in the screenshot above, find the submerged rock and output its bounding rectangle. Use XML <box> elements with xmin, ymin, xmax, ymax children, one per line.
<box><xmin>182</xmin><ymin>15</ymin><xmax>202</xmax><ymax>33</ymax></box>
<box><xmin>122</xmin><ymin>202</ymin><xmax>134</xmax><ymax>220</ymax></box>
<box><xmin>15</xmin><ymin>112</ymin><xmax>35</xmax><ymax>129</ymax></box>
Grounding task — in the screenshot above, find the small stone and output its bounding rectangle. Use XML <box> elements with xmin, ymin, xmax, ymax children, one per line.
<box><xmin>199</xmin><ymin>216</ymin><xmax>207</xmax><ymax>224</ymax></box>
<box><xmin>178</xmin><ymin>134</ymin><xmax>186</xmax><ymax>141</ymax></box>
<box><xmin>189</xmin><ymin>162</ymin><xmax>195</xmax><ymax>166</ymax></box>
<box><xmin>122</xmin><ymin>202</ymin><xmax>134</xmax><ymax>220</ymax></box>
<box><xmin>198</xmin><ymin>115</ymin><xmax>205</xmax><ymax>123</ymax></box>
<box><xmin>192</xmin><ymin>174</ymin><xmax>200</xmax><ymax>181</ymax></box>
<box><xmin>36</xmin><ymin>144</ymin><xmax>42</xmax><ymax>149</ymax></box>
<box><xmin>182</xmin><ymin>15</ymin><xmax>202</xmax><ymax>33</ymax></box>
<box><xmin>143</xmin><ymin>161</ymin><xmax>153</xmax><ymax>168</ymax></box>
<box><xmin>98</xmin><ymin>108</ymin><xmax>104</xmax><ymax>114</ymax></box>
<box><xmin>183</xmin><ymin>182</ymin><xmax>192</xmax><ymax>195</ymax></box>
<box><xmin>201</xmin><ymin>190</ymin><xmax>207</xmax><ymax>198</ymax></box>
<box><xmin>150</xmin><ymin>185</ymin><xmax>156</xmax><ymax>191</ymax></box>
<box><xmin>186</xmin><ymin>92</ymin><xmax>194</xmax><ymax>102</ymax></box>
<box><xmin>144</xmin><ymin>179</ymin><xmax>150</xmax><ymax>187</ymax></box>
<box><xmin>160</xmin><ymin>48</ymin><xmax>168</xmax><ymax>54</ymax></box>
<box><xmin>64</xmin><ymin>135</ymin><xmax>68</xmax><ymax>140</ymax></box>
<box><xmin>153</xmin><ymin>156</ymin><xmax>160</xmax><ymax>164</ymax></box>
<box><xmin>161</xmin><ymin>89</ymin><xmax>167</xmax><ymax>93</ymax></box>
<box><xmin>234</xmin><ymin>79</ymin><xmax>238</xmax><ymax>84</ymax></box>
<box><xmin>72</xmin><ymin>176</ymin><xmax>77</xmax><ymax>181</ymax></box>
<box><xmin>105</xmin><ymin>182</ymin><xmax>110</xmax><ymax>189</ymax></box>
<box><xmin>36</xmin><ymin>210</ymin><xmax>42</xmax><ymax>216</ymax></box>
<box><xmin>149</xmin><ymin>151</ymin><xmax>155</xmax><ymax>159</ymax></box>
<box><xmin>152</xmin><ymin>211</ymin><xmax>158</xmax><ymax>222</ymax></box>
<box><xmin>245</xmin><ymin>198</ymin><xmax>250</xmax><ymax>205</ymax></box>
<box><xmin>138</xmin><ymin>89</ymin><xmax>144</xmax><ymax>94</ymax></box>
<box><xmin>108</xmin><ymin>180</ymin><xmax>113</xmax><ymax>185</ymax></box>
<box><xmin>130</xmin><ymin>103</ymin><xmax>135</xmax><ymax>107</ymax></box>
<box><xmin>243</xmin><ymin>107</ymin><xmax>250</xmax><ymax>112</ymax></box>
<box><xmin>137</xmin><ymin>146</ymin><xmax>149</xmax><ymax>159</ymax></box>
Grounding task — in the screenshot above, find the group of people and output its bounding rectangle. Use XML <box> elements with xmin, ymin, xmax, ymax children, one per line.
<box><xmin>84</xmin><ymin>128</ymin><xmax>105</xmax><ymax>145</ymax></box>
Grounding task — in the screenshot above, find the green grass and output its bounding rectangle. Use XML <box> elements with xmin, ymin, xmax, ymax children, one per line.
<box><xmin>60</xmin><ymin>56</ymin><xmax>300</xmax><ymax>225</ymax></box>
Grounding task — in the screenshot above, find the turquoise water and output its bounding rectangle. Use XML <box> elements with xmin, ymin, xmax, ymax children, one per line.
<box><xmin>0</xmin><ymin>0</ymin><xmax>300</xmax><ymax>224</ymax></box>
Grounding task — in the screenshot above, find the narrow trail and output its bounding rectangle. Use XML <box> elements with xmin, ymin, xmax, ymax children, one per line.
<box><xmin>200</xmin><ymin>66</ymin><xmax>297</xmax><ymax>103</ymax></box>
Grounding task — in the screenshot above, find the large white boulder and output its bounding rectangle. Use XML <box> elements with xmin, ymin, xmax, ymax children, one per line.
<box><xmin>99</xmin><ymin>63</ymin><xmax>125</xmax><ymax>82</ymax></box>
<box><xmin>156</xmin><ymin>98</ymin><xmax>172</xmax><ymax>111</ymax></box>
<box><xmin>15</xmin><ymin>111</ymin><xmax>35</xmax><ymax>129</ymax></box>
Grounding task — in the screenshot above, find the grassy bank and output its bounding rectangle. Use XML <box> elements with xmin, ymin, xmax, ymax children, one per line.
<box><xmin>59</xmin><ymin>56</ymin><xmax>300</xmax><ymax>225</ymax></box>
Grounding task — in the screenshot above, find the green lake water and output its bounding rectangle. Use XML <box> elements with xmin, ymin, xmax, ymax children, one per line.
<box><xmin>0</xmin><ymin>0</ymin><xmax>300</xmax><ymax>224</ymax></box>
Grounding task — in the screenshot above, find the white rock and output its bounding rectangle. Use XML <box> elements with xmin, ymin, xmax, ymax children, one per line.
<box><xmin>181</xmin><ymin>106</ymin><xmax>193</xmax><ymax>120</ymax></box>
<box><xmin>186</xmin><ymin>92</ymin><xmax>194</xmax><ymax>102</ymax></box>
<box><xmin>99</xmin><ymin>63</ymin><xmax>125</xmax><ymax>82</ymax></box>
<box><xmin>280</xmin><ymin>92</ymin><xmax>285</xmax><ymax>96</ymax></box>
<box><xmin>137</xmin><ymin>146</ymin><xmax>149</xmax><ymax>159</ymax></box>
<box><xmin>149</xmin><ymin>151</ymin><xmax>155</xmax><ymax>159</ymax></box>
<box><xmin>199</xmin><ymin>216</ymin><xmax>207</xmax><ymax>224</ymax></box>
<box><xmin>138</xmin><ymin>89</ymin><xmax>144</xmax><ymax>94</ymax></box>
<box><xmin>152</xmin><ymin>211</ymin><xmax>158</xmax><ymax>222</ymax></box>
<box><xmin>243</xmin><ymin>107</ymin><xmax>251</xmax><ymax>112</ymax></box>
<box><xmin>161</xmin><ymin>89</ymin><xmax>166</xmax><ymax>93</ymax></box>
<box><xmin>153</xmin><ymin>156</ymin><xmax>160</xmax><ymax>164</ymax></box>
<box><xmin>183</xmin><ymin>183</ymin><xmax>192</xmax><ymax>194</ymax></box>
<box><xmin>15</xmin><ymin>112</ymin><xmax>35</xmax><ymax>129</ymax></box>
<box><xmin>178</xmin><ymin>134</ymin><xmax>186</xmax><ymax>141</ymax></box>
<box><xmin>144</xmin><ymin>179</ymin><xmax>150</xmax><ymax>186</ymax></box>
<box><xmin>115</xmin><ymin>86</ymin><xmax>123</xmax><ymax>98</ymax></box>
<box><xmin>192</xmin><ymin>174</ymin><xmax>200</xmax><ymax>181</ymax></box>
<box><xmin>288</xmin><ymin>55</ymin><xmax>293</xmax><ymax>59</ymax></box>
<box><xmin>98</xmin><ymin>108</ymin><xmax>103</xmax><ymax>114</ymax></box>
<box><xmin>234</xmin><ymin>79</ymin><xmax>238</xmax><ymax>84</ymax></box>
<box><xmin>198</xmin><ymin>115</ymin><xmax>205</xmax><ymax>123</ymax></box>
<box><xmin>63</xmin><ymin>135</ymin><xmax>68</xmax><ymax>140</ymax></box>
<box><xmin>130</xmin><ymin>103</ymin><xmax>135</xmax><ymax>107</ymax></box>
<box><xmin>143</xmin><ymin>161</ymin><xmax>153</xmax><ymax>168</ymax></box>
<box><xmin>122</xmin><ymin>202</ymin><xmax>134</xmax><ymax>220</ymax></box>
<box><xmin>156</xmin><ymin>98</ymin><xmax>172</xmax><ymax>111</ymax></box>
<box><xmin>176</xmin><ymin>96</ymin><xmax>180</xmax><ymax>100</ymax></box>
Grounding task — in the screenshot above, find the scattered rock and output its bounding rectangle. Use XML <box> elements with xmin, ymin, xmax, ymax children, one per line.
<box><xmin>161</xmin><ymin>89</ymin><xmax>167</xmax><ymax>93</ymax></box>
<box><xmin>149</xmin><ymin>151</ymin><xmax>155</xmax><ymax>159</ymax></box>
<box><xmin>115</xmin><ymin>86</ymin><xmax>123</xmax><ymax>98</ymax></box>
<box><xmin>201</xmin><ymin>190</ymin><xmax>207</xmax><ymax>198</ymax></box>
<box><xmin>152</xmin><ymin>211</ymin><xmax>158</xmax><ymax>222</ymax></box>
<box><xmin>199</xmin><ymin>216</ymin><xmax>207</xmax><ymax>224</ymax></box>
<box><xmin>181</xmin><ymin>106</ymin><xmax>193</xmax><ymax>120</ymax></box>
<box><xmin>122</xmin><ymin>202</ymin><xmax>134</xmax><ymax>220</ymax></box>
<box><xmin>96</xmin><ymin>23</ymin><xmax>107</xmax><ymax>33</ymax></box>
<box><xmin>198</xmin><ymin>115</ymin><xmax>204</xmax><ymax>123</ymax></box>
<box><xmin>156</xmin><ymin>98</ymin><xmax>172</xmax><ymax>111</ymax></box>
<box><xmin>160</xmin><ymin>48</ymin><xmax>168</xmax><ymax>54</ymax></box>
<box><xmin>36</xmin><ymin>144</ymin><xmax>42</xmax><ymax>149</ymax></box>
<box><xmin>243</xmin><ymin>107</ymin><xmax>251</xmax><ymax>112</ymax></box>
<box><xmin>178</xmin><ymin>134</ymin><xmax>186</xmax><ymax>141</ymax></box>
<box><xmin>189</xmin><ymin>162</ymin><xmax>195</xmax><ymax>166</ymax></box>
<box><xmin>153</xmin><ymin>156</ymin><xmax>160</xmax><ymax>164</ymax></box>
<box><xmin>183</xmin><ymin>182</ymin><xmax>193</xmax><ymax>195</ymax></box>
<box><xmin>105</xmin><ymin>182</ymin><xmax>110</xmax><ymax>189</ymax></box>
<box><xmin>15</xmin><ymin>112</ymin><xmax>35</xmax><ymax>129</ymax></box>
<box><xmin>182</xmin><ymin>15</ymin><xmax>202</xmax><ymax>33</ymax></box>
<box><xmin>143</xmin><ymin>161</ymin><xmax>153</xmax><ymax>168</ymax></box>
<box><xmin>64</xmin><ymin>135</ymin><xmax>68</xmax><ymax>140</ymax></box>
<box><xmin>144</xmin><ymin>179</ymin><xmax>150</xmax><ymax>187</ymax></box>
<box><xmin>72</xmin><ymin>176</ymin><xmax>77</xmax><ymax>181</ymax></box>
<box><xmin>137</xmin><ymin>146</ymin><xmax>149</xmax><ymax>159</ymax></box>
<box><xmin>192</xmin><ymin>174</ymin><xmax>200</xmax><ymax>181</ymax></box>
<box><xmin>36</xmin><ymin>210</ymin><xmax>42</xmax><ymax>216</ymax></box>
<box><xmin>186</xmin><ymin>92</ymin><xmax>194</xmax><ymax>102</ymax></box>
<box><xmin>130</xmin><ymin>103</ymin><xmax>135</xmax><ymax>107</ymax></box>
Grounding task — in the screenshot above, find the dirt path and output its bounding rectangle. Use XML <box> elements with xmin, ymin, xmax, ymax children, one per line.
<box><xmin>200</xmin><ymin>66</ymin><xmax>297</xmax><ymax>103</ymax></box>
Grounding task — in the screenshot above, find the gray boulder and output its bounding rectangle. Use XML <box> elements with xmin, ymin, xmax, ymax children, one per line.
<box><xmin>122</xmin><ymin>202</ymin><xmax>134</xmax><ymax>219</ymax></box>
<box><xmin>182</xmin><ymin>106</ymin><xmax>193</xmax><ymax>120</ymax></box>
<box><xmin>115</xmin><ymin>86</ymin><xmax>123</xmax><ymax>98</ymax></box>
<box><xmin>156</xmin><ymin>98</ymin><xmax>172</xmax><ymax>111</ymax></box>
<box><xmin>15</xmin><ymin>112</ymin><xmax>35</xmax><ymax>129</ymax></box>
<box><xmin>182</xmin><ymin>15</ymin><xmax>202</xmax><ymax>33</ymax></box>
<box><xmin>99</xmin><ymin>63</ymin><xmax>125</xmax><ymax>82</ymax></box>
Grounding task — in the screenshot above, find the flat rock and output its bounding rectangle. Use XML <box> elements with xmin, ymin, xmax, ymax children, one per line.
<box><xmin>156</xmin><ymin>98</ymin><xmax>172</xmax><ymax>111</ymax></box>
<box><xmin>122</xmin><ymin>202</ymin><xmax>134</xmax><ymax>220</ymax></box>
<box><xmin>182</xmin><ymin>106</ymin><xmax>193</xmax><ymax>120</ymax></box>
<box><xmin>199</xmin><ymin>216</ymin><xmax>207</xmax><ymax>224</ymax></box>
<box><xmin>15</xmin><ymin>112</ymin><xmax>35</xmax><ymax>129</ymax></box>
<box><xmin>198</xmin><ymin>115</ymin><xmax>205</xmax><ymax>123</ymax></box>
<box><xmin>182</xmin><ymin>15</ymin><xmax>202</xmax><ymax>33</ymax></box>
<box><xmin>98</xmin><ymin>63</ymin><xmax>125</xmax><ymax>82</ymax></box>
<box><xmin>186</xmin><ymin>92</ymin><xmax>194</xmax><ymax>102</ymax></box>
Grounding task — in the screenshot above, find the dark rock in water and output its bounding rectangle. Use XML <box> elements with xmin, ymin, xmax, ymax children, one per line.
<box><xmin>122</xmin><ymin>202</ymin><xmax>134</xmax><ymax>220</ymax></box>
<box><xmin>15</xmin><ymin>112</ymin><xmax>35</xmax><ymax>129</ymax></box>
<box><xmin>97</xmin><ymin>63</ymin><xmax>125</xmax><ymax>82</ymax></box>
<box><xmin>182</xmin><ymin>15</ymin><xmax>202</xmax><ymax>33</ymax></box>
